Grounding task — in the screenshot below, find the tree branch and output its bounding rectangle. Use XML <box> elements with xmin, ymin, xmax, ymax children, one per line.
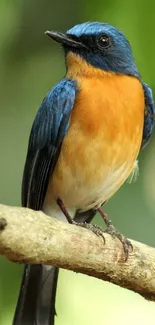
<box><xmin>0</xmin><ymin>203</ymin><xmax>155</xmax><ymax>301</ymax></box>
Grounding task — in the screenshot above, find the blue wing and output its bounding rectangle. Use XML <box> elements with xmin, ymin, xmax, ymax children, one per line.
<box><xmin>22</xmin><ymin>78</ymin><xmax>77</xmax><ymax>210</ymax></box>
<box><xmin>141</xmin><ymin>82</ymin><xmax>155</xmax><ymax>149</ymax></box>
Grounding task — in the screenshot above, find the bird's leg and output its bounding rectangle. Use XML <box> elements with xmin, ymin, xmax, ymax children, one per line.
<box><xmin>57</xmin><ymin>198</ymin><xmax>103</xmax><ymax>237</ymax></box>
<box><xmin>56</xmin><ymin>198</ymin><xmax>105</xmax><ymax>242</ymax></box>
<box><xmin>57</xmin><ymin>198</ymin><xmax>132</xmax><ymax>260</ymax></box>
<box><xmin>97</xmin><ymin>207</ymin><xmax>132</xmax><ymax>261</ymax></box>
<box><xmin>56</xmin><ymin>198</ymin><xmax>73</xmax><ymax>224</ymax></box>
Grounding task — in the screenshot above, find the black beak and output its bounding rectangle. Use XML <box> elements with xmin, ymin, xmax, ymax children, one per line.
<box><xmin>45</xmin><ymin>30</ymin><xmax>87</xmax><ymax>49</ymax></box>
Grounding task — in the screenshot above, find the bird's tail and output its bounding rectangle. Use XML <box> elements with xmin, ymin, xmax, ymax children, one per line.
<box><xmin>12</xmin><ymin>264</ymin><xmax>59</xmax><ymax>325</ymax></box>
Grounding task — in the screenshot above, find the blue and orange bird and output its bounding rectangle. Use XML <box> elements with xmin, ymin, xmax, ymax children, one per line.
<box><xmin>13</xmin><ymin>22</ymin><xmax>155</xmax><ymax>325</ymax></box>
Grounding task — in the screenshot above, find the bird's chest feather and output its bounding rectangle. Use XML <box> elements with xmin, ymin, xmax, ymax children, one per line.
<box><xmin>45</xmin><ymin>73</ymin><xmax>144</xmax><ymax>211</ymax></box>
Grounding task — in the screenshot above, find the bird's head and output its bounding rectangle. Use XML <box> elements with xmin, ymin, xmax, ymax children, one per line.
<box><xmin>46</xmin><ymin>22</ymin><xmax>139</xmax><ymax>77</ymax></box>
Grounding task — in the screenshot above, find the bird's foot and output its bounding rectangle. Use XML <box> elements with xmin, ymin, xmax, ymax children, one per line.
<box><xmin>105</xmin><ymin>223</ymin><xmax>132</xmax><ymax>261</ymax></box>
<box><xmin>57</xmin><ymin>198</ymin><xmax>105</xmax><ymax>242</ymax></box>
<box><xmin>97</xmin><ymin>207</ymin><xmax>132</xmax><ymax>261</ymax></box>
<box><xmin>72</xmin><ymin>221</ymin><xmax>106</xmax><ymax>243</ymax></box>
<box><xmin>57</xmin><ymin>198</ymin><xmax>132</xmax><ymax>261</ymax></box>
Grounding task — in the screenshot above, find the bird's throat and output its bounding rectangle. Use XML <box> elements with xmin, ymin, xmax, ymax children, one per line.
<box><xmin>66</xmin><ymin>52</ymin><xmax>114</xmax><ymax>78</ymax></box>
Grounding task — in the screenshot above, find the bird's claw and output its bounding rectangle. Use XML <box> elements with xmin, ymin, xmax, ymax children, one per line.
<box><xmin>57</xmin><ymin>198</ymin><xmax>132</xmax><ymax>262</ymax></box>
<box><xmin>73</xmin><ymin>220</ymin><xmax>132</xmax><ymax>261</ymax></box>
<box><xmin>104</xmin><ymin>224</ymin><xmax>133</xmax><ymax>261</ymax></box>
<box><xmin>72</xmin><ymin>221</ymin><xmax>106</xmax><ymax>244</ymax></box>
<box><xmin>97</xmin><ymin>207</ymin><xmax>132</xmax><ymax>261</ymax></box>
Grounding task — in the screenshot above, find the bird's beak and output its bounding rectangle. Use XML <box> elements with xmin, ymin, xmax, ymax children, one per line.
<box><xmin>45</xmin><ymin>30</ymin><xmax>87</xmax><ymax>49</ymax></box>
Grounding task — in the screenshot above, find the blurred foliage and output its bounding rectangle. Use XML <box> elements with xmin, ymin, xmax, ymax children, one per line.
<box><xmin>0</xmin><ymin>0</ymin><xmax>155</xmax><ymax>324</ymax></box>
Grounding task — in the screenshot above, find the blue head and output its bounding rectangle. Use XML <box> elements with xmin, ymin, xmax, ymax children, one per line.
<box><xmin>46</xmin><ymin>22</ymin><xmax>139</xmax><ymax>77</ymax></box>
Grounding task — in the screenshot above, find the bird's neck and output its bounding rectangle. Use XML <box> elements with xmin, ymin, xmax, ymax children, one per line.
<box><xmin>66</xmin><ymin>52</ymin><xmax>114</xmax><ymax>79</ymax></box>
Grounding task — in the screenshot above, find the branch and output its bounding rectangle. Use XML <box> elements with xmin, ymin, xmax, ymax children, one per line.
<box><xmin>0</xmin><ymin>203</ymin><xmax>155</xmax><ymax>301</ymax></box>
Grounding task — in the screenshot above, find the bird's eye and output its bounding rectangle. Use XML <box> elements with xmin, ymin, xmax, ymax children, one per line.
<box><xmin>97</xmin><ymin>34</ymin><xmax>111</xmax><ymax>49</ymax></box>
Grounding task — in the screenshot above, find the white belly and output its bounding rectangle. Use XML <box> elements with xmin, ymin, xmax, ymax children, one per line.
<box><xmin>43</xmin><ymin>159</ymin><xmax>137</xmax><ymax>219</ymax></box>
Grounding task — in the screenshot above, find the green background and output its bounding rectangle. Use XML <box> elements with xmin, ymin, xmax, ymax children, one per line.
<box><xmin>1</xmin><ymin>0</ymin><xmax>155</xmax><ymax>324</ymax></box>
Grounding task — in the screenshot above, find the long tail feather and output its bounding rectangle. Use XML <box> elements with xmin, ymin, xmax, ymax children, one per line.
<box><xmin>12</xmin><ymin>264</ymin><xmax>59</xmax><ymax>325</ymax></box>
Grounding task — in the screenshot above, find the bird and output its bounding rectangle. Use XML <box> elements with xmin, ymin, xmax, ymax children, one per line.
<box><xmin>12</xmin><ymin>22</ymin><xmax>155</xmax><ymax>325</ymax></box>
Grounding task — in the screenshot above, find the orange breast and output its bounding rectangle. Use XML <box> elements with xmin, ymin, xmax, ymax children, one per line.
<box><xmin>44</xmin><ymin>65</ymin><xmax>145</xmax><ymax>214</ymax></box>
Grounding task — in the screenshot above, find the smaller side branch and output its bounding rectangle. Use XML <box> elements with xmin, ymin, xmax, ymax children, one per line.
<box><xmin>0</xmin><ymin>204</ymin><xmax>155</xmax><ymax>301</ymax></box>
